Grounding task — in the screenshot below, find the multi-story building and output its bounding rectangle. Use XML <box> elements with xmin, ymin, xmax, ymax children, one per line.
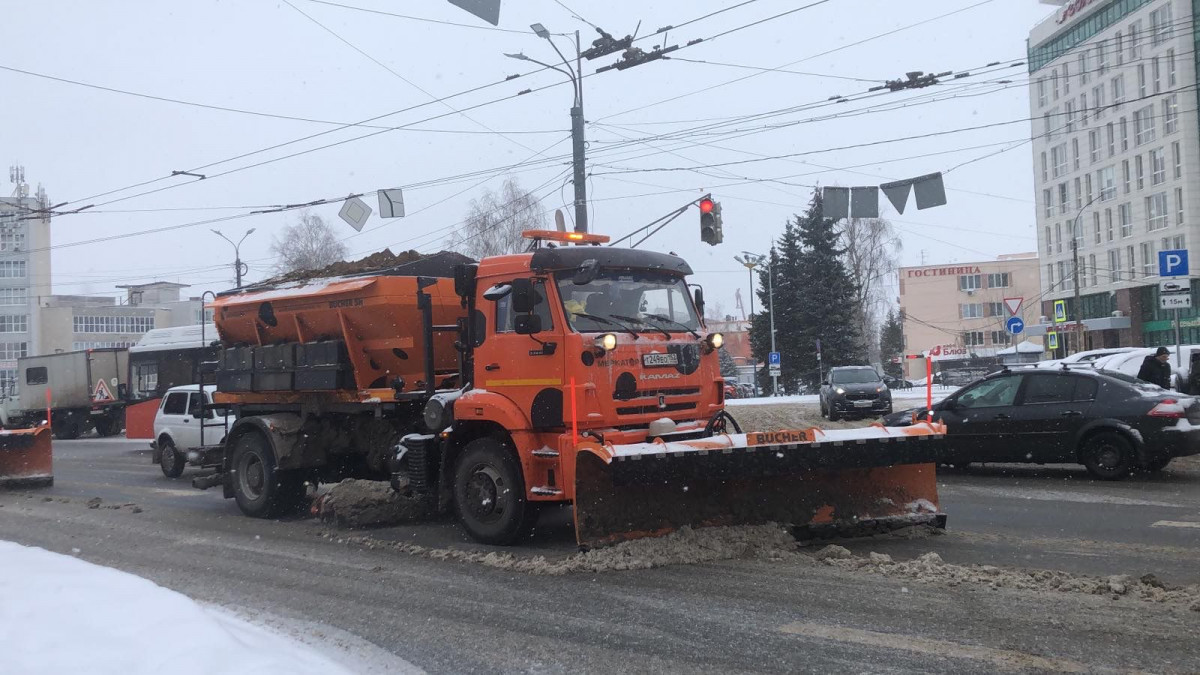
<box><xmin>37</xmin><ymin>282</ymin><xmax>206</xmax><ymax>355</ymax></box>
<box><xmin>0</xmin><ymin>173</ymin><xmax>51</xmax><ymax>391</ymax></box>
<box><xmin>1030</xmin><ymin>0</ymin><xmax>1198</xmax><ymax>351</ymax></box>
<box><xmin>897</xmin><ymin>254</ymin><xmax>1043</xmax><ymax>378</ymax></box>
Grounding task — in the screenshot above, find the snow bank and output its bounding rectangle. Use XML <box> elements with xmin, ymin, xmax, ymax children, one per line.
<box><xmin>0</xmin><ymin>541</ymin><xmax>356</xmax><ymax>675</ymax></box>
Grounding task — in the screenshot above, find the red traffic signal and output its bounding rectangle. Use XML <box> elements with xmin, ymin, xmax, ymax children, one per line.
<box><xmin>699</xmin><ymin>198</ymin><xmax>715</xmax><ymax>214</ymax></box>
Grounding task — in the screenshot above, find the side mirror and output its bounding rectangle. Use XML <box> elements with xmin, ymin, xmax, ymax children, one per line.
<box><xmin>483</xmin><ymin>283</ymin><xmax>512</xmax><ymax>301</ymax></box>
<box><xmin>941</xmin><ymin>398</ymin><xmax>958</xmax><ymax>411</ymax></box>
<box><xmin>453</xmin><ymin>263</ymin><xmax>478</xmax><ymax>298</ymax></box>
<box><xmin>693</xmin><ymin>286</ymin><xmax>705</xmax><ymax>318</ymax></box>
<box><xmin>514</xmin><ymin>314</ymin><xmax>543</xmax><ymax>335</ymax></box>
<box><xmin>573</xmin><ymin>259</ymin><xmax>599</xmax><ymax>285</ymax></box>
<box><xmin>511</xmin><ymin>278</ymin><xmax>540</xmax><ymax>314</ymax></box>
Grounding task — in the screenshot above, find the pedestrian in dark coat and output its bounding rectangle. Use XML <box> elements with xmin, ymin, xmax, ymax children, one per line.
<box><xmin>1137</xmin><ymin>347</ymin><xmax>1172</xmax><ymax>388</ymax></box>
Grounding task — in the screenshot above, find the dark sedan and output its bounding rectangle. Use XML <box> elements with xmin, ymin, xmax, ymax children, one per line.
<box><xmin>882</xmin><ymin>367</ymin><xmax>1200</xmax><ymax>480</ymax></box>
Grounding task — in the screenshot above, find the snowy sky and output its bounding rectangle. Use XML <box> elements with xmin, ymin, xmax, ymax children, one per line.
<box><xmin>0</xmin><ymin>0</ymin><xmax>1055</xmax><ymax>315</ymax></box>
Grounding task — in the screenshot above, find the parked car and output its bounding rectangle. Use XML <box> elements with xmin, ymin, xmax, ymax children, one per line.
<box><xmin>882</xmin><ymin>367</ymin><xmax>1200</xmax><ymax>479</ymax></box>
<box><xmin>737</xmin><ymin>382</ymin><xmax>756</xmax><ymax>398</ymax></box>
<box><xmin>151</xmin><ymin>385</ymin><xmax>233</xmax><ymax>478</ymax></box>
<box><xmin>820</xmin><ymin>366</ymin><xmax>892</xmax><ymax>421</ymax></box>
<box><xmin>882</xmin><ymin>374</ymin><xmax>913</xmax><ymax>390</ymax></box>
<box><xmin>1035</xmin><ymin>347</ymin><xmax>1137</xmax><ymax>370</ymax></box>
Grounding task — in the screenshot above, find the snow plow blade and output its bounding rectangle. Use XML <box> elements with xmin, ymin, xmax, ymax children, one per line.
<box><xmin>572</xmin><ymin>423</ymin><xmax>947</xmax><ymax>549</ymax></box>
<box><xmin>0</xmin><ymin>426</ymin><xmax>53</xmax><ymax>489</ymax></box>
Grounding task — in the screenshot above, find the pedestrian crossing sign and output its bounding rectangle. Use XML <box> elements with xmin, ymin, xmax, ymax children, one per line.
<box><xmin>1053</xmin><ymin>300</ymin><xmax>1067</xmax><ymax>324</ymax></box>
<box><xmin>1048</xmin><ymin>332</ymin><xmax>1059</xmax><ymax>350</ymax></box>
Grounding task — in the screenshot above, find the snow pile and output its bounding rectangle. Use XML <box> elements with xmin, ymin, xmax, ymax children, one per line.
<box><xmin>315</xmin><ymin>479</ymin><xmax>431</xmax><ymax>528</ymax></box>
<box><xmin>0</xmin><ymin>541</ymin><xmax>355</xmax><ymax>674</ymax></box>
<box><xmin>818</xmin><ymin>548</ymin><xmax>1200</xmax><ymax>610</ymax></box>
<box><xmin>331</xmin><ymin>524</ymin><xmax>803</xmax><ymax>575</ymax></box>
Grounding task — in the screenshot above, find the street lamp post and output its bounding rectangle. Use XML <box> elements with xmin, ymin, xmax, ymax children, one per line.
<box><xmin>1071</xmin><ymin>194</ymin><xmax>1102</xmax><ymax>355</ymax></box>
<box><xmin>734</xmin><ymin>255</ymin><xmax>760</xmax><ymax>396</ymax></box>
<box><xmin>736</xmin><ymin>252</ymin><xmax>777</xmax><ymax>396</ymax></box>
<box><xmin>506</xmin><ymin>24</ymin><xmax>587</xmax><ymax>234</ymax></box>
<box><xmin>211</xmin><ymin>228</ymin><xmax>255</xmax><ymax>288</ymax></box>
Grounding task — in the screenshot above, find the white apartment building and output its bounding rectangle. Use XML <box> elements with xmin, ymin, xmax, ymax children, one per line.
<box><xmin>0</xmin><ymin>175</ymin><xmax>52</xmax><ymax>391</ymax></box>
<box><xmin>1029</xmin><ymin>0</ymin><xmax>1198</xmax><ymax>350</ymax></box>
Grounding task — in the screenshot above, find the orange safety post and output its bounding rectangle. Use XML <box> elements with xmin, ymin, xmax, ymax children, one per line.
<box><xmin>925</xmin><ymin>356</ymin><xmax>933</xmax><ymax>417</ymax></box>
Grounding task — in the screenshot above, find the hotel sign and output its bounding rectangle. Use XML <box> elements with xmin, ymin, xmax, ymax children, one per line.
<box><xmin>1057</xmin><ymin>0</ymin><xmax>1098</xmax><ymax>24</ymax></box>
<box><xmin>905</xmin><ymin>266</ymin><xmax>981</xmax><ymax>278</ymax></box>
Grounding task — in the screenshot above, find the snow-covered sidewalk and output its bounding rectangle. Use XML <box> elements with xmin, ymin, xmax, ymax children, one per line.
<box><xmin>0</xmin><ymin>541</ymin><xmax>365</xmax><ymax>675</ymax></box>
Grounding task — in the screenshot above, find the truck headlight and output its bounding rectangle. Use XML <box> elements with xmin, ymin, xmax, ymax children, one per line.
<box><xmin>423</xmin><ymin>394</ymin><xmax>455</xmax><ymax>431</ymax></box>
<box><xmin>595</xmin><ymin>333</ymin><xmax>618</xmax><ymax>352</ymax></box>
<box><xmin>707</xmin><ymin>333</ymin><xmax>724</xmax><ymax>349</ymax></box>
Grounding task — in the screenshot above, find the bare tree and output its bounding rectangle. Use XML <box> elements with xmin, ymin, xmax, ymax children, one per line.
<box><xmin>269</xmin><ymin>211</ymin><xmax>348</xmax><ymax>274</ymax></box>
<box><xmin>838</xmin><ymin>217</ymin><xmax>902</xmax><ymax>364</ymax></box>
<box><xmin>448</xmin><ymin>178</ymin><xmax>548</xmax><ymax>259</ymax></box>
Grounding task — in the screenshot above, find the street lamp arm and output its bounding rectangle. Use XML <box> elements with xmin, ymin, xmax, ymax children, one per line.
<box><xmin>545</xmin><ymin>38</ymin><xmax>579</xmax><ymax>102</ymax></box>
<box><xmin>506</xmin><ymin>53</ymin><xmax>575</xmax><ymax>90</ymax></box>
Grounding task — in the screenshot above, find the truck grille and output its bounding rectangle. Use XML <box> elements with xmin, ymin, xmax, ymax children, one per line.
<box><xmin>615</xmin><ymin>401</ymin><xmax>697</xmax><ymax>416</ymax></box>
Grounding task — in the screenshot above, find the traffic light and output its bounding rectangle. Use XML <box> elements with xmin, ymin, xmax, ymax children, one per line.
<box><xmin>700</xmin><ymin>197</ymin><xmax>723</xmax><ymax>246</ymax></box>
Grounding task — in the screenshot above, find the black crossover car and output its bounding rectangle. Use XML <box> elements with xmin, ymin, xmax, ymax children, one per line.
<box><xmin>883</xmin><ymin>366</ymin><xmax>1200</xmax><ymax>480</ymax></box>
<box><xmin>820</xmin><ymin>366</ymin><xmax>892</xmax><ymax>420</ymax></box>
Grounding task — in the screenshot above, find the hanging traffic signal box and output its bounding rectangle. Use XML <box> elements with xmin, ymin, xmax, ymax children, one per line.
<box><xmin>700</xmin><ymin>197</ymin><xmax>723</xmax><ymax>246</ymax></box>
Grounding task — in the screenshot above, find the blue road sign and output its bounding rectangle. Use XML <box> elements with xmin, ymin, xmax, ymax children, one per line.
<box><xmin>1159</xmin><ymin>249</ymin><xmax>1189</xmax><ymax>277</ymax></box>
<box><xmin>768</xmin><ymin>351</ymin><xmax>781</xmax><ymax>366</ymax></box>
<box><xmin>1006</xmin><ymin>316</ymin><xmax>1025</xmax><ymax>335</ymax></box>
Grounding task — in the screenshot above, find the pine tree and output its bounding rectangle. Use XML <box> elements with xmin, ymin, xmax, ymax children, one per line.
<box><xmin>717</xmin><ymin>346</ymin><xmax>739</xmax><ymax>378</ymax></box>
<box><xmin>879</xmin><ymin>309</ymin><xmax>905</xmax><ymax>377</ymax></box>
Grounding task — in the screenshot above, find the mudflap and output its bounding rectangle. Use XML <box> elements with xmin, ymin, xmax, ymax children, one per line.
<box><xmin>572</xmin><ymin>425</ymin><xmax>947</xmax><ymax>549</ymax></box>
<box><xmin>0</xmin><ymin>426</ymin><xmax>53</xmax><ymax>489</ymax></box>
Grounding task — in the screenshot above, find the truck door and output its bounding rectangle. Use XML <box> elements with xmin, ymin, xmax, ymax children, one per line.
<box><xmin>476</xmin><ymin>277</ymin><xmax>566</xmax><ymax>429</ymax></box>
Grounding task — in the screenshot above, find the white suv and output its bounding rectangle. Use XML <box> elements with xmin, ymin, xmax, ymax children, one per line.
<box><xmin>152</xmin><ymin>385</ymin><xmax>232</xmax><ymax>478</ymax></box>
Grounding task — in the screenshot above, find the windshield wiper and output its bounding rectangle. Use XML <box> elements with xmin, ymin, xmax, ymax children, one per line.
<box><xmin>643</xmin><ymin>313</ymin><xmax>700</xmax><ymax>339</ymax></box>
<box><xmin>571</xmin><ymin>312</ymin><xmax>639</xmax><ymax>338</ymax></box>
<box><xmin>610</xmin><ymin>314</ymin><xmax>671</xmax><ymax>339</ymax></box>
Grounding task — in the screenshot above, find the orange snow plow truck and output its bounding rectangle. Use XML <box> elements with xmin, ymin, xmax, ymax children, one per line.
<box><xmin>204</xmin><ymin>231</ymin><xmax>947</xmax><ymax>548</ymax></box>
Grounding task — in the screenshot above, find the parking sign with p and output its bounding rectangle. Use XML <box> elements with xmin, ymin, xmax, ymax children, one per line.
<box><xmin>1159</xmin><ymin>249</ymin><xmax>1189</xmax><ymax>277</ymax></box>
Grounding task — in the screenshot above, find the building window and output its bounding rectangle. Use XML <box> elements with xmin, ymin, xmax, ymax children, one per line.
<box><xmin>986</xmin><ymin>272</ymin><xmax>1010</xmax><ymax>289</ymax></box>
<box><xmin>1059</xmin><ymin>183</ymin><xmax>1069</xmax><ymax>215</ymax></box>
<box><xmin>1092</xmin><ymin>83</ymin><xmax>1104</xmax><ymax>120</ymax></box>
<box><xmin>1052</xmin><ymin>68</ymin><xmax>1059</xmax><ymax>100</ymax></box>
<box><xmin>1080</xmin><ymin>92</ymin><xmax>1089</xmax><ymax>126</ymax></box>
<box><xmin>1141</xmin><ymin>241</ymin><xmax>1156</xmax><ymax>277</ymax></box>
<box><xmin>1111</xmin><ymin>75</ymin><xmax>1124</xmax><ymax>108</ymax></box>
<box><xmin>1176</xmin><ymin>187</ymin><xmax>1184</xmax><ymax>225</ymax></box>
<box><xmin>1098</xmin><ymin>39</ymin><xmax>1110</xmax><ymax>73</ymax></box>
<box><xmin>1167</xmin><ymin>48</ymin><xmax>1176</xmax><ymax>86</ymax></box>
<box><xmin>0</xmin><ymin>315</ymin><xmax>28</xmax><ymax>333</ymax></box>
<box><xmin>990</xmin><ymin>331</ymin><xmax>1012</xmax><ymax>346</ymax></box>
<box><xmin>0</xmin><ymin>261</ymin><xmax>26</xmax><ymax>279</ymax></box>
<box><xmin>0</xmin><ymin>342</ymin><xmax>27</xmax><ymax>359</ymax></box>
<box><xmin>1065</xmin><ymin>101</ymin><xmax>1076</xmax><ymax>132</ymax></box>
<box><xmin>194</xmin><ymin>308</ymin><xmax>214</xmax><ymax>324</ymax></box>
<box><xmin>985</xmin><ymin>301</ymin><xmax>1005</xmax><ymax>317</ymax></box>
<box><xmin>1147</xmin><ymin>192</ymin><xmax>1168</xmax><ymax>231</ymax></box>
<box><xmin>1152</xmin><ymin>56</ymin><xmax>1161</xmax><ymax>94</ymax></box>
<box><xmin>71</xmin><ymin>315</ymin><xmax>156</xmax><ymax>334</ymax></box>
<box><xmin>1085</xmin><ymin>173</ymin><xmax>1093</xmax><ymax>202</ymax></box>
<box><xmin>1172</xmin><ymin>141</ymin><xmax>1182</xmax><ymax>179</ymax></box>
<box><xmin>1136</xmin><ymin>155</ymin><xmax>1145</xmax><ymax>190</ymax></box>
<box><xmin>0</xmin><ymin>288</ymin><xmax>27</xmax><ymax>305</ymax></box>
<box><xmin>1079</xmin><ymin>51</ymin><xmax>1090</xmax><ymax>85</ymax></box>
<box><xmin>1129</xmin><ymin>21</ymin><xmax>1141</xmax><ymax>60</ymax></box>
<box><xmin>959</xmin><ymin>303</ymin><xmax>983</xmax><ymax>319</ymax></box>
<box><xmin>1137</xmin><ymin>63</ymin><xmax>1147</xmax><ymax>98</ymax></box>
<box><xmin>1163</xmin><ymin>95</ymin><xmax>1178</xmax><ymax>135</ymax></box>
<box><xmin>1051</xmin><ymin>143</ymin><xmax>1068</xmax><ymax>177</ymax></box>
<box><xmin>1059</xmin><ymin>260</ymin><xmax>1072</xmax><ymax>290</ymax></box>
<box><xmin>1075</xmin><ymin>177</ymin><xmax>1083</xmax><ymax>209</ymax></box>
<box><xmin>1151</xmin><ymin>148</ymin><xmax>1167</xmax><ymax>186</ymax></box>
<box><xmin>1062</xmin><ymin>61</ymin><xmax>1070</xmax><ymax>94</ymax></box>
<box><xmin>0</xmin><ymin>231</ymin><xmax>25</xmax><ymax>252</ymax></box>
<box><xmin>1045</xmin><ymin>226</ymin><xmax>1053</xmax><ymax>255</ymax></box>
<box><xmin>1093</xmin><ymin>212</ymin><xmax>1102</xmax><ymax>244</ymax></box>
<box><xmin>1043</xmin><ymin>112</ymin><xmax>1052</xmax><ymax>139</ymax></box>
<box><xmin>1098</xmin><ymin>166</ymin><xmax>1116</xmax><ymax>201</ymax></box>
<box><xmin>1122</xmin><ymin>160</ymin><xmax>1131</xmax><ymax>194</ymax></box>
<box><xmin>1119</xmin><ymin>203</ymin><xmax>1132</xmax><ymax>238</ymax></box>
<box><xmin>1089</xmin><ymin>253</ymin><xmax>1097</xmax><ymax>286</ymax></box>
<box><xmin>1126</xmin><ymin>245</ymin><xmax>1135</xmax><ymax>279</ymax></box>
<box><xmin>958</xmin><ymin>274</ymin><xmax>982</xmax><ymax>292</ymax></box>
<box><xmin>1106</xmin><ymin>122</ymin><xmax>1115</xmax><ymax>157</ymax></box>
<box><xmin>1119</xmin><ymin>116</ymin><xmax>1128</xmax><ymax>151</ymax></box>
<box><xmin>1037</xmin><ymin>77</ymin><xmax>1047</xmax><ymax>107</ymax></box>
<box><xmin>1109</xmin><ymin>248</ymin><xmax>1121</xmax><ymax>283</ymax></box>
<box><xmin>962</xmin><ymin>331</ymin><xmax>985</xmax><ymax>347</ymax></box>
<box><xmin>1048</xmin><ymin>263</ymin><xmax>1055</xmax><ymax>289</ymax></box>
<box><xmin>1043</xmin><ymin>189</ymin><xmax>1053</xmax><ymax>218</ymax></box>
<box><xmin>1055</xmin><ymin>223</ymin><xmax>1063</xmax><ymax>253</ymax></box>
<box><xmin>1150</xmin><ymin>3</ymin><xmax>1173</xmax><ymax>45</ymax></box>
<box><xmin>1134</xmin><ymin>106</ymin><xmax>1156</xmax><ymax>145</ymax></box>
<box><xmin>1072</xmin><ymin>138</ymin><xmax>1080</xmax><ymax>170</ymax></box>
<box><xmin>73</xmin><ymin>341</ymin><xmax>136</xmax><ymax>351</ymax></box>
<box><xmin>1089</xmin><ymin>129</ymin><xmax>1101</xmax><ymax>163</ymax></box>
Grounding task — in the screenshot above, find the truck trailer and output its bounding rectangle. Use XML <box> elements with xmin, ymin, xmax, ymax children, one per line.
<box><xmin>3</xmin><ymin>349</ymin><xmax>128</xmax><ymax>440</ymax></box>
<box><xmin>202</xmin><ymin>233</ymin><xmax>947</xmax><ymax>547</ymax></box>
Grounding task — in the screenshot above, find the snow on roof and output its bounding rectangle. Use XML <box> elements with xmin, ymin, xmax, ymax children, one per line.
<box><xmin>130</xmin><ymin>324</ymin><xmax>217</xmax><ymax>353</ymax></box>
<box><xmin>996</xmin><ymin>342</ymin><xmax>1044</xmax><ymax>354</ymax></box>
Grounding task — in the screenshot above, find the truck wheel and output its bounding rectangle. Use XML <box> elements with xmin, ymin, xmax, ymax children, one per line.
<box><xmin>96</xmin><ymin>416</ymin><xmax>122</xmax><ymax>437</ymax></box>
<box><xmin>54</xmin><ymin>419</ymin><xmax>82</xmax><ymax>441</ymax></box>
<box><xmin>1081</xmin><ymin>432</ymin><xmax>1135</xmax><ymax>481</ymax></box>
<box><xmin>159</xmin><ymin>438</ymin><xmax>185</xmax><ymax>479</ymax></box>
<box><xmin>229</xmin><ymin>432</ymin><xmax>306</xmax><ymax>518</ymax></box>
<box><xmin>453</xmin><ymin>438</ymin><xmax>539</xmax><ymax>545</ymax></box>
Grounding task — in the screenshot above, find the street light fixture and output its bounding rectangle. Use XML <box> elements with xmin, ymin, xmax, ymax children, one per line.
<box><xmin>735</xmin><ymin>252</ymin><xmax>777</xmax><ymax>396</ymax></box>
<box><xmin>212</xmin><ymin>228</ymin><xmax>255</xmax><ymax>288</ymax></box>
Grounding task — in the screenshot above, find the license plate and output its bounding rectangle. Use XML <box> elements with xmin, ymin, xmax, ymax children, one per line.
<box><xmin>642</xmin><ymin>353</ymin><xmax>678</xmax><ymax>367</ymax></box>
<box><xmin>854</xmin><ymin>400</ymin><xmax>874</xmax><ymax>408</ymax></box>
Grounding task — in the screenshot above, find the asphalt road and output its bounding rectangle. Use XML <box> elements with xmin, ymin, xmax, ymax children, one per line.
<box><xmin>2</xmin><ymin>435</ymin><xmax>1199</xmax><ymax>673</ymax></box>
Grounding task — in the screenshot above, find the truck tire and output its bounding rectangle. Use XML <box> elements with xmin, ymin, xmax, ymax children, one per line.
<box><xmin>159</xmin><ymin>438</ymin><xmax>185</xmax><ymax>479</ymax></box>
<box><xmin>1081</xmin><ymin>431</ymin><xmax>1135</xmax><ymax>481</ymax></box>
<box><xmin>54</xmin><ymin>419</ymin><xmax>82</xmax><ymax>441</ymax></box>
<box><xmin>452</xmin><ymin>438</ymin><xmax>539</xmax><ymax>545</ymax></box>
<box><xmin>229</xmin><ymin>432</ymin><xmax>307</xmax><ymax>518</ymax></box>
<box><xmin>96</xmin><ymin>416</ymin><xmax>123</xmax><ymax>437</ymax></box>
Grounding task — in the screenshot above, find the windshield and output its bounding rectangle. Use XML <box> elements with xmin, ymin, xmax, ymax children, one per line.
<box><xmin>556</xmin><ymin>269</ymin><xmax>699</xmax><ymax>333</ymax></box>
<box><xmin>831</xmin><ymin>369</ymin><xmax>881</xmax><ymax>384</ymax></box>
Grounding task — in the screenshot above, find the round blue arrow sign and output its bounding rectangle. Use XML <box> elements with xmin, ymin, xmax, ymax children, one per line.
<box><xmin>1006</xmin><ymin>316</ymin><xmax>1025</xmax><ymax>335</ymax></box>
